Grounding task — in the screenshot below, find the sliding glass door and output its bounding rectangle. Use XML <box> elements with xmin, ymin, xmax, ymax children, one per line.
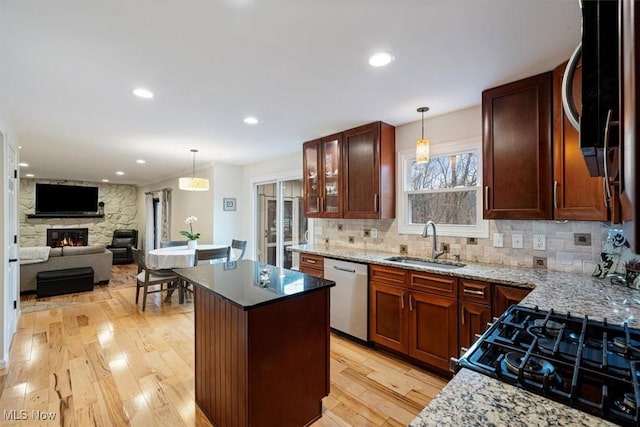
<box><xmin>256</xmin><ymin>179</ymin><xmax>307</xmax><ymax>268</ymax></box>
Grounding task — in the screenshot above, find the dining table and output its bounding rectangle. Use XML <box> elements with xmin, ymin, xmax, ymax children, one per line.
<box><xmin>146</xmin><ymin>244</ymin><xmax>230</xmax><ymax>270</ymax></box>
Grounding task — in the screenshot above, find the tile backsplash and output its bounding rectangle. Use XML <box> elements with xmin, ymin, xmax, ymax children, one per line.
<box><xmin>313</xmin><ymin>218</ymin><xmax>621</xmax><ymax>275</ymax></box>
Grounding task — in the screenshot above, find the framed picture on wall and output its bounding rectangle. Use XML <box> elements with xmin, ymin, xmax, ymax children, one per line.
<box><xmin>223</xmin><ymin>198</ymin><xmax>236</xmax><ymax>211</ymax></box>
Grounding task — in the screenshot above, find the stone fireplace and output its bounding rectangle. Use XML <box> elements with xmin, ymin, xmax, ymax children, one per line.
<box><xmin>46</xmin><ymin>228</ymin><xmax>89</xmax><ymax>247</ymax></box>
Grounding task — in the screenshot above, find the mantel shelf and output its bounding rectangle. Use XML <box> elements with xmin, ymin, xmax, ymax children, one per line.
<box><xmin>26</xmin><ymin>213</ymin><xmax>105</xmax><ymax>219</ymax></box>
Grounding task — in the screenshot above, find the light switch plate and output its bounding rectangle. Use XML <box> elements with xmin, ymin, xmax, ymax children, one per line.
<box><xmin>533</xmin><ymin>234</ymin><xmax>546</xmax><ymax>251</ymax></box>
<box><xmin>493</xmin><ymin>233</ymin><xmax>504</xmax><ymax>248</ymax></box>
<box><xmin>512</xmin><ymin>234</ymin><xmax>524</xmax><ymax>249</ymax></box>
<box><xmin>371</xmin><ymin>228</ymin><xmax>378</xmax><ymax>238</ymax></box>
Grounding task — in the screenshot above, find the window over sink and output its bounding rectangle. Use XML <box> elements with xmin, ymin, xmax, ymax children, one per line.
<box><xmin>398</xmin><ymin>136</ymin><xmax>488</xmax><ymax>237</ymax></box>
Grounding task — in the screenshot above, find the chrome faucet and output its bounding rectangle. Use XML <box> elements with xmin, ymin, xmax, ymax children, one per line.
<box><xmin>422</xmin><ymin>220</ymin><xmax>445</xmax><ymax>260</ymax></box>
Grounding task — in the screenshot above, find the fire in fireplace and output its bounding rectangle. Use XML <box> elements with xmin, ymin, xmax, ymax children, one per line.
<box><xmin>46</xmin><ymin>228</ymin><xmax>89</xmax><ymax>247</ymax></box>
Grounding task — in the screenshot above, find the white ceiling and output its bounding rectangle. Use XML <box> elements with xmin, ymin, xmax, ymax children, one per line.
<box><xmin>1</xmin><ymin>0</ymin><xmax>581</xmax><ymax>186</ymax></box>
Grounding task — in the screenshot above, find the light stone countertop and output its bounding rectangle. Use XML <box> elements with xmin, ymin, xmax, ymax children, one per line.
<box><xmin>289</xmin><ymin>244</ymin><xmax>640</xmax><ymax>426</ymax></box>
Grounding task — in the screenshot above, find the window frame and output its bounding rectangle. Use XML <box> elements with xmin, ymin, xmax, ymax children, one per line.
<box><xmin>397</xmin><ymin>136</ymin><xmax>489</xmax><ymax>238</ymax></box>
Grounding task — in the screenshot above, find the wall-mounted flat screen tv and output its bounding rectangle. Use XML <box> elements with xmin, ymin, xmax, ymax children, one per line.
<box><xmin>35</xmin><ymin>184</ymin><xmax>99</xmax><ymax>213</ymax></box>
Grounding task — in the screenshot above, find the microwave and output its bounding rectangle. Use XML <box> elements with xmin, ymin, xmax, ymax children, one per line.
<box><xmin>562</xmin><ymin>0</ymin><xmax>619</xmax><ymax>179</ymax></box>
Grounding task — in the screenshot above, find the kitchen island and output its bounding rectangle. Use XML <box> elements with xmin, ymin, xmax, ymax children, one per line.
<box><xmin>290</xmin><ymin>244</ymin><xmax>640</xmax><ymax>426</ymax></box>
<box><xmin>174</xmin><ymin>260</ymin><xmax>335</xmax><ymax>427</ymax></box>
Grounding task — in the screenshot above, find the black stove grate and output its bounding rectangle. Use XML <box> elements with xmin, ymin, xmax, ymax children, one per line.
<box><xmin>456</xmin><ymin>305</ymin><xmax>640</xmax><ymax>426</ymax></box>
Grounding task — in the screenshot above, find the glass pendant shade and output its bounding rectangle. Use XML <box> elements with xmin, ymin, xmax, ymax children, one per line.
<box><xmin>179</xmin><ymin>149</ymin><xmax>210</xmax><ymax>191</ymax></box>
<box><xmin>416</xmin><ymin>138</ymin><xmax>430</xmax><ymax>163</ymax></box>
<box><xmin>416</xmin><ymin>106</ymin><xmax>430</xmax><ymax>164</ymax></box>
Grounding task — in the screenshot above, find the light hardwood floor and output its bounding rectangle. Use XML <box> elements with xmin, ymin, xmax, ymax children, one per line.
<box><xmin>1</xmin><ymin>264</ymin><xmax>447</xmax><ymax>426</ymax></box>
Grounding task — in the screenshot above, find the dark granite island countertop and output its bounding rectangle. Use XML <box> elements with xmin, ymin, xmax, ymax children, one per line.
<box><xmin>174</xmin><ymin>259</ymin><xmax>335</xmax><ymax>309</ymax></box>
<box><xmin>175</xmin><ymin>260</ymin><xmax>335</xmax><ymax>427</ymax></box>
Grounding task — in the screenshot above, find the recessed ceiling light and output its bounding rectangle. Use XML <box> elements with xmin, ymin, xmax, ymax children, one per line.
<box><xmin>132</xmin><ymin>88</ymin><xmax>154</xmax><ymax>99</ymax></box>
<box><xmin>102</xmin><ymin>179</ymin><xmax>109</xmax><ymax>182</ymax></box>
<box><xmin>116</xmin><ymin>171</ymin><xmax>124</xmax><ymax>175</ymax></box>
<box><xmin>25</xmin><ymin>173</ymin><xmax>34</xmax><ymax>178</ymax></box>
<box><xmin>368</xmin><ymin>52</ymin><xmax>395</xmax><ymax>67</ymax></box>
<box><xmin>18</xmin><ymin>162</ymin><xmax>29</xmax><ymax>167</ymax></box>
<box><xmin>244</xmin><ymin>117</ymin><xmax>259</xmax><ymax>125</ymax></box>
<box><xmin>136</xmin><ymin>159</ymin><xmax>146</xmax><ymax>164</ymax></box>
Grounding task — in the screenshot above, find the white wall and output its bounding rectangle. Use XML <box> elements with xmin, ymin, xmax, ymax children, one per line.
<box><xmin>136</xmin><ymin>162</ymin><xmax>245</xmax><ymax>249</ymax></box>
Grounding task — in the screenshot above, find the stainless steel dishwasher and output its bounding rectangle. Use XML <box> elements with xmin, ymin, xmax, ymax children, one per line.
<box><xmin>323</xmin><ymin>258</ymin><xmax>368</xmax><ymax>341</ymax></box>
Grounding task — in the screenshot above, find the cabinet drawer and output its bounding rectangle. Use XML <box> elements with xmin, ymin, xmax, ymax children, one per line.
<box><xmin>409</xmin><ymin>272</ymin><xmax>457</xmax><ymax>298</ymax></box>
<box><xmin>300</xmin><ymin>253</ymin><xmax>324</xmax><ymax>271</ymax></box>
<box><xmin>459</xmin><ymin>280</ymin><xmax>492</xmax><ymax>305</ymax></box>
<box><xmin>370</xmin><ymin>265</ymin><xmax>407</xmax><ymax>287</ymax></box>
<box><xmin>300</xmin><ymin>266</ymin><xmax>323</xmax><ymax>279</ymax></box>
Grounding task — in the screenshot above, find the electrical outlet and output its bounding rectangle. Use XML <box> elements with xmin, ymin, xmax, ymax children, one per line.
<box><xmin>512</xmin><ymin>234</ymin><xmax>524</xmax><ymax>249</ymax></box>
<box><xmin>533</xmin><ymin>256</ymin><xmax>547</xmax><ymax>269</ymax></box>
<box><xmin>574</xmin><ymin>233</ymin><xmax>591</xmax><ymax>246</ymax></box>
<box><xmin>363</xmin><ymin>228</ymin><xmax>371</xmax><ymax>237</ymax></box>
<box><xmin>348</xmin><ymin>236</ymin><xmax>355</xmax><ymax>244</ymax></box>
<box><xmin>337</xmin><ymin>224</ymin><xmax>343</xmax><ymax>231</ymax></box>
<box><xmin>400</xmin><ymin>245</ymin><xmax>408</xmax><ymax>254</ymax></box>
<box><xmin>493</xmin><ymin>233</ymin><xmax>504</xmax><ymax>248</ymax></box>
<box><xmin>314</xmin><ymin>226</ymin><xmax>323</xmax><ymax>235</ymax></box>
<box><xmin>467</xmin><ymin>237</ymin><xmax>477</xmax><ymax>245</ymax></box>
<box><xmin>533</xmin><ymin>234</ymin><xmax>546</xmax><ymax>251</ymax></box>
<box><xmin>371</xmin><ymin>228</ymin><xmax>378</xmax><ymax>238</ymax></box>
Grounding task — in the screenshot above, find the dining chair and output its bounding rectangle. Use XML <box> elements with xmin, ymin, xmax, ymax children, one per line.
<box><xmin>160</xmin><ymin>240</ymin><xmax>188</xmax><ymax>248</ymax></box>
<box><xmin>180</xmin><ymin>247</ymin><xmax>232</xmax><ymax>303</ymax></box>
<box><xmin>230</xmin><ymin>239</ymin><xmax>247</xmax><ymax>261</ymax></box>
<box><xmin>132</xmin><ymin>248</ymin><xmax>179</xmax><ymax>311</ymax></box>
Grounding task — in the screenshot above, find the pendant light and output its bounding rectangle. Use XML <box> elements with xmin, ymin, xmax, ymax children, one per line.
<box><xmin>179</xmin><ymin>149</ymin><xmax>210</xmax><ymax>191</ymax></box>
<box><xmin>416</xmin><ymin>107</ymin><xmax>430</xmax><ymax>163</ymax></box>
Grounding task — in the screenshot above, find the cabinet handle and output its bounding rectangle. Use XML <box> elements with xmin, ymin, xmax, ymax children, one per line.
<box><xmin>305</xmin><ymin>258</ymin><xmax>316</xmax><ymax>264</ymax></box>
<box><xmin>374</xmin><ymin>194</ymin><xmax>379</xmax><ymax>212</ymax></box>
<box><xmin>553</xmin><ymin>180</ymin><xmax>558</xmax><ymax>210</ymax></box>
<box><xmin>463</xmin><ymin>288</ymin><xmax>485</xmax><ymax>297</ymax></box>
<box><xmin>409</xmin><ymin>294</ymin><xmax>413</xmax><ymax>311</ymax></box>
<box><xmin>401</xmin><ymin>291</ymin><xmax>405</xmax><ymax>309</ymax></box>
<box><xmin>484</xmin><ymin>186</ymin><xmax>489</xmax><ymax>211</ymax></box>
<box><xmin>461</xmin><ymin>305</ymin><xmax>465</xmax><ymax>325</ymax></box>
<box><xmin>603</xmin><ymin>109</ymin><xmax>616</xmax><ymax>202</ymax></box>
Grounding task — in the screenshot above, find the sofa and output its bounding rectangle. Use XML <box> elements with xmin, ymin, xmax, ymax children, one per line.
<box><xmin>20</xmin><ymin>244</ymin><xmax>113</xmax><ymax>292</ymax></box>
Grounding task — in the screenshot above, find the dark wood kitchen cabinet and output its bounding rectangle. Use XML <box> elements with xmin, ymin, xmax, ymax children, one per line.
<box><xmin>303</xmin><ymin>133</ymin><xmax>343</xmax><ymax>218</ymax></box>
<box><xmin>303</xmin><ymin>121</ymin><xmax>395</xmax><ymax>219</ymax></box>
<box><xmin>299</xmin><ymin>252</ymin><xmax>324</xmax><ymax>278</ymax></box>
<box><xmin>493</xmin><ymin>285</ymin><xmax>531</xmax><ymax>318</ymax></box>
<box><xmin>343</xmin><ymin>122</ymin><xmax>396</xmax><ymax>219</ymax></box>
<box><xmin>458</xmin><ymin>280</ymin><xmax>492</xmax><ymax>350</ymax></box>
<box><xmin>553</xmin><ymin>61</ymin><xmax>609</xmax><ymax>221</ymax></box>
<box><xmin>482</xmin><ymin>71</ymin><xmax>553</xmax><ymax>220</ymax></box>
<box><xmin>370</xmin><ymin>265</ymin><xmax>458</xmax><ymax>373</ymax></box>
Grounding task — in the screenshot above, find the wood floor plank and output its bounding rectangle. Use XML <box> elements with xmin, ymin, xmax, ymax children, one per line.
<box><xmin>4</xmin><ymin>263</ymin><xmax>447</xmax><ymax>426</ymax></box>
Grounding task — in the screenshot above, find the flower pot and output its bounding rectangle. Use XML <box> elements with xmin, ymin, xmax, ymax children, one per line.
<box><xmin>625</xmin><ymin>268</ymin><xmax>640</xmax><ymax>289</ymax></box>
<box><xmin>187</xmin><ymin>240</ymin><xmax>198</xmax><ymax>250</ymax></box>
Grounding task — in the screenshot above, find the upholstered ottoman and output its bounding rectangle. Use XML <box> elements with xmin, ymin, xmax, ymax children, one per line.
<box><xmin>36</xmin><ymin>267</ymin><xmax>94</xmax><ymax>298</ymax></box>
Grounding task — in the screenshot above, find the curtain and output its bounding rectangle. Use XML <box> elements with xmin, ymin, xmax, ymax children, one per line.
<box><xmin>160</xmin><ymin>188</ymin><xmax>171</xmax><ymax>242</ymax></box>
<box><xmin>144</xmin><ymin>194</ymin><xmax>154</xmax><ymax>253</ymax></box>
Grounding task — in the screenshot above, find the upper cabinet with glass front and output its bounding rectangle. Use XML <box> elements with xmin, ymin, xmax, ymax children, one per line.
<box><xmin>303</xmin><ymin>133</ymin><xmax>343</xmax><ymax>218</ymax></box>
<box><xmin>303</xmin><ymin>122</ymin><xmax>395</xmax><ymax>219</ymax></box>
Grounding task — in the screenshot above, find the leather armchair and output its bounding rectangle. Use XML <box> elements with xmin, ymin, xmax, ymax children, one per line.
<box><xmin>107</xmin><ymin>229</ymin><xmax>138</xmax><ymax>264</ymax></box>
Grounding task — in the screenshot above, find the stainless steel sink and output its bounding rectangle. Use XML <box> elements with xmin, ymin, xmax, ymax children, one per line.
<box><xmin>384</xmin><ymin>256</ymin><xmax>465</xmax><ymax>269</ymax></box>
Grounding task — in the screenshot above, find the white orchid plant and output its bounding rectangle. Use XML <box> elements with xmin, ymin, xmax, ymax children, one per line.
<box><xmin>180</xmin><ymin>216</ymin><xmax>201</xmax><ymax>240</ymax></box>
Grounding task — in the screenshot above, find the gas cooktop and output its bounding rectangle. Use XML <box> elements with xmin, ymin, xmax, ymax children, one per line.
<box><xmin>455</xmin><ymin>305</ymin><xmax>640</xmax><ymax>426</ymax></box>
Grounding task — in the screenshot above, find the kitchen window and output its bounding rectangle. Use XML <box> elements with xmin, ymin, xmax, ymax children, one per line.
<box><xmin>397</xmin><ymin>136</ymin><xmax>488</xmax><ymax>237</ymax></box>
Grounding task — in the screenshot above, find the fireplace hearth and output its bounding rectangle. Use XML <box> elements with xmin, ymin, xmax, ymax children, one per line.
<box><xmin>46</xmin><ymin>228</ymin><xmax>88</xmax><ymax>247</ymax></box>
